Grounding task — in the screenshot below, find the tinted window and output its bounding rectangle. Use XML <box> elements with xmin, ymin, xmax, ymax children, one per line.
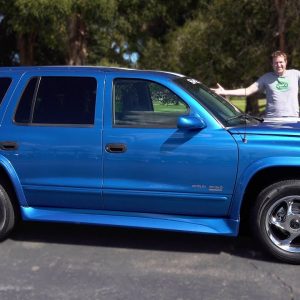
<box><xmin>14</xmin><ymin>77</ymin><xmax>38</xmax><ymax>123</ymax></box>
<box><xmin>15</xmin><ymin>76</ymin><xmax>97</xmax><ymax>125</ymax></box>
<box><xmin>173</xmin><ymin>77</ymin><xmax>255</xmax><ymax>126</ymax></box>
<box><xmin>114</xmin><ymin>79</ymin><xmax>188</xmax><ymax>128</ymax></box>
<box><xmin>0</xmin><ymin>78</ymin><xmax>12</xmax><ymax>105</ymax></box>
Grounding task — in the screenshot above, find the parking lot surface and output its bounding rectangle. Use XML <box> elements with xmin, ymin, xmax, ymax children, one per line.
<box><xmin>0</xmin><ymin>222</ymin><xmax>298</xmax><ymax>300</ymax></box>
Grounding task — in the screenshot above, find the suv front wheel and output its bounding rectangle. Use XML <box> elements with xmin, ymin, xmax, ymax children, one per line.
<box><xmin>252</xmin><ymin>180</ymin><xmax>300</xmax><ymax>264</ymax></box>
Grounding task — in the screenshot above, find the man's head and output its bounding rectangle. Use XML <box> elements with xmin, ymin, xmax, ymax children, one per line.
<box><xmin>272</xmin><ymin>50</ymin><xmax>287</xmax><ymax>76</ymax></box>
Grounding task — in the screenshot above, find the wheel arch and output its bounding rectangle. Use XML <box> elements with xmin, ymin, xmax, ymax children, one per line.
<box><xmin>0</xmin><ymin>155</ymin><xmax>27</xmax><ymax>213</ymax></box>
<box><xmin>239</xmin><ymin>166</ymin><xmax>300</xmax><ymax>232</ymax></box>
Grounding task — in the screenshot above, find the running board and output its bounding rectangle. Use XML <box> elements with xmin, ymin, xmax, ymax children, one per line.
<box><xmin>21</xmin><ymin>206</ymin><xmax>239</xmax><ymax>236</ymax></box>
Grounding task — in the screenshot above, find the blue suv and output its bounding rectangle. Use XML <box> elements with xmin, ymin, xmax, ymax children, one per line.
<box><xmin>0</xmin><ymin>66</ymin><xmax>299</xmax><ymax>264</ymax></box>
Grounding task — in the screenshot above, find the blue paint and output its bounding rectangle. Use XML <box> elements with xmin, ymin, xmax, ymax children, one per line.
<box><xmin>0</xmin><ymin>66</ymin><xmax>300</xmax><ymax>238</ymax></box>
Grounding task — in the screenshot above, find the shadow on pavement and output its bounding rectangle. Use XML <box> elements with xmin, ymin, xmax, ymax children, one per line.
<box><xmin>11</xmin><ymin>221</ymin><xmax>275</xmax><ymax>263</ymax></box>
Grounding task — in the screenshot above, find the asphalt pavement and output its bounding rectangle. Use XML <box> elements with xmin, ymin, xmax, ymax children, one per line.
<box><xmin>0</xmin><ymin>221</ymin><xmax>298</xmax><ymax>300</ymax></box>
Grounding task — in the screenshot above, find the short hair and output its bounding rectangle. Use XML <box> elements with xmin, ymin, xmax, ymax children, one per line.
<box><xmin>271</xmin><ymin>50</ymin><xmax>287</xmax><ymax>63</ymax></box>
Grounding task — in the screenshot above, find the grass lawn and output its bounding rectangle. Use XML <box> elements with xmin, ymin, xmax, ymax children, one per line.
<box><xmin>230</xmin><ymin>98</ymin><xmax>266</xmax><ymax>113</ymax></box>
<box><xmin>153</xmin><ymin>102</ymin><xmax>187</xmax><ymax>113</ymax></box>
<box><xmin>153</xmin><ymin>98</ymin><xmax>266</xmax><ymax>114</ymax></box>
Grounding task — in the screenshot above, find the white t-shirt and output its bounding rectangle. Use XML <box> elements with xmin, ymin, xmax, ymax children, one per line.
<box><xmin>256</xmin><ymin>69</ymin><xmax>300</xmax><ymax>117</ymax></box>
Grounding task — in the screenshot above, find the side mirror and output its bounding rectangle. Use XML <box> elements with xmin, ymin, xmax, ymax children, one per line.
<box><xmin>177</xmin><ymin>115</ymin><xmax>206</xmax><ymax>130</ymax></box>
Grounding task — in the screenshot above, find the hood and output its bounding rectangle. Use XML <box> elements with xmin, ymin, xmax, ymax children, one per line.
<box><xmin>228</xmin><ymin>117</ymin><xmax>300</xmax><ymax>137</ymax></box>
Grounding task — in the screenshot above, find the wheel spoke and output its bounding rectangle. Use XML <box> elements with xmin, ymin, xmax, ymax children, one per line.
<box><xmin>279</xmin><ymin>232</ymin><xmax>299</xmax><ymax>247</ymax></box>
<box><xmin>284</xmin><ymin>199</ymin><xmax>294</xmax><ymax>216</ymax></box>
<box><xmin>269</xmin><ymin>216</ymin><xmax>286</xmax><ymax>231</ymax></box>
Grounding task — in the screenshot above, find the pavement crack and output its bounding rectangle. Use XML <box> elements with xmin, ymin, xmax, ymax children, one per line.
<box><xmin>271</xmin><ymin>272</ymin><xmax>294</xmax><ymax>300</ymax></box>
<box><xmin>248</xmin><ymin>261</ymin><xmax>294</xmax><ymax>300</ymax></box>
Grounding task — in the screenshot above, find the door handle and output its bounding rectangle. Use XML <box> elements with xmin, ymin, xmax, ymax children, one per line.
<box><xmin>0</xmin><ymin>141</ymin><xmax>18</xmax><ymax>150</ymax></box>
<box><xmin>105</xmin><ymin>143</ymin><xmax>127</xmax><ymax>153</ymax></box>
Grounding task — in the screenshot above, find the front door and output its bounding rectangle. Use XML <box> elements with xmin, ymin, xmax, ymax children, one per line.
<box><xmin>102</xmin><ymin>76</ymin><xmax>238</xmax><ymax>216</ymax></box>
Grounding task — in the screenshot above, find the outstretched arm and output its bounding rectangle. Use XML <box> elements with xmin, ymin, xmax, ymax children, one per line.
<box><xmin>212</xmin><ymin>82</ymin><xmax>259</xmax><ymax>97</ymax></box>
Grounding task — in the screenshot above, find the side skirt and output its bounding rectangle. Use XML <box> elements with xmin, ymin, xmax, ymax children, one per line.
<box><xmin>21</xmin><ymin>206</ymin><xmax>239</xmax><ymax>236</ymax></box>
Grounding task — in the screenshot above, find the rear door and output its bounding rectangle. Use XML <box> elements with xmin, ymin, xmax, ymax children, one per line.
<box><xmin>0</xmin><ymin>71</ymin><xmax>104</xmax><ymax>209</ymax></box>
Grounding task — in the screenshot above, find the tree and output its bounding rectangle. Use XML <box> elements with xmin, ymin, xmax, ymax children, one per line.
<box><xmin>113</xmin><ymin>0</ymin><xmax>202</xmax><ymax>68</ymax></box>
<box><xmin>1</xmin><ymin>0</ymin><xmax>300</xmax><ymax>93</ymax></box>
<box><xmin>0</xmin><ymin>0</ymin><xmax>118</xmax><ymax>66</ymax></box>
<box><xmin>140</xmin><ymin>0</ymin><xmax>276</xmax><ymax>86</ymax></box>
<box><xmin>274</xmin><ymin>0</ymin><xmax>286</xmax><ymax>52</ymax></box>
<box><xmin>65</xmin><ymin>0</ymin><xmax>117</xmax><ymax>65</ymax></box>
<box><xmin>0</xmin><ymin>0</ymin><xmax>69</xmax><ymax>65</ymax></box>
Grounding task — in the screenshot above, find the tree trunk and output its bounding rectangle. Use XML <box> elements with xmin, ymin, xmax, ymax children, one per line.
<box><xmin>245</xmin><ymin>92</ymin><xmax>265</xmax><ymax>116</ymax></box>
<box><xmin>67</xmin><ymin>13</ymin><xmax>88</xmax><ymax>65</ymax></box>
<box><xmin>274</xmin><ymin>0</ymin><xmax>286</xmax><ymax>51</ymax></box>
<box><xmin>17</xmin><ymin>33</ymin><xmax>36</xmax><ymax>65</ymax></box>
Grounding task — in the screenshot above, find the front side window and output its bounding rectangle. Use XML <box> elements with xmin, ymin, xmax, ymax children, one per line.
<box><xmin>174</xmin><ymin>77</ymin><xmax>260</xmax><ymax>126</ymax></box>
<box><xmin>0</xmin><ymin>77</ymin><xmax>12</xmax><ymax>106</ymax></box>
<box><xmin>15</xmin><ymin>76</ymin><xmax>97</xmax><ymax>125</ymax></box>
<box><xmin>114</xmin><ymin>79</ymin><xmax>188</xmax><ymax>128</ymax></box>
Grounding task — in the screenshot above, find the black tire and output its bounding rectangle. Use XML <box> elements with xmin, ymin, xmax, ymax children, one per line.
<box><xmin>252</xmin><ymin>180</ymin><xmax>300</xmax><ymax>264</ymax></box>
<box><xmin>0</xmin><ymin>184</ymin><xmax>16</xmax><ymax>240</ymax></box>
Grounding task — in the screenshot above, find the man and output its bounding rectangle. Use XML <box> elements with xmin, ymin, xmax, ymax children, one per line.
<box><xmin>213</xmin><ymin>51</ymin><xmax>300</xmax><ymax>118</ymax></box>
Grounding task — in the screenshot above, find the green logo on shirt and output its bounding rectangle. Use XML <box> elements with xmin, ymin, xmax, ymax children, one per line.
<box><xmin>276</xmin><ymin>77</ymin><xmax>289</xmax><ymax>91</ymax></box>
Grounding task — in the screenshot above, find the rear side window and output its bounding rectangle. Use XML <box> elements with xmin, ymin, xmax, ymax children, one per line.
<box><xmin>15</xmin><ymin>76</ymin><xmax>97</xmax><ymax>125</ymax></box>
<box><xmin>0</xmin><ymin>78</ymin><xmax>12</xmax><ymax>105</ymax></box>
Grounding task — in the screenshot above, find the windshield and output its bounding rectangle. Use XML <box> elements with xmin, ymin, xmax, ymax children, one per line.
<box><xmin>174</xmin><ymin>77</ymin><xmax>261</xmax><ymax>126</ymax></box>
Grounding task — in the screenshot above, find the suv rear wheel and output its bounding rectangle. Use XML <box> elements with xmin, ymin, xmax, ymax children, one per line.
<box><xmin>252</xmin><ymin>180</ymin><xmax>300</xmax><ymax>264</ymax></box>
<box><xmin>0</xmin><ymin>184</ymin><xmax>16</xmax><ymax>240</ymax></box>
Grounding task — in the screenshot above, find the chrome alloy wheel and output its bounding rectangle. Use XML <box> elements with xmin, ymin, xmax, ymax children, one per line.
<box><xmin>265</xmin><ymin>196</ymin><xmax>300</xmax><ymax>253</ymax></box>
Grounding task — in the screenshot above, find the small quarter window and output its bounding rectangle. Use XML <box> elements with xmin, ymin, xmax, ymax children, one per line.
<box><xmin>0</xmin><ymin>78</ymin><xmax>12</xmax><ymax>105</ymax></box>
<box><xmin>14</xmin><ymin>77</ymin><xmax>38</xmax><ymax>123</ymax></box>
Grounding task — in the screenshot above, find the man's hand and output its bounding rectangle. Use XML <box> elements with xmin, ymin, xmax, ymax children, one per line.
<box><xmin>211</xmin><ymin>83</ymin><xmax>225</xmax><ymax>95</ymax></box>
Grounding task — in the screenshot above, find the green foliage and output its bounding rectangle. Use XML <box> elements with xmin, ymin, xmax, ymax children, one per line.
<box><xmin>0</xmin><ymin>0</ymin><xmax>118</xmax><ymax>65</ymax></box>
<box><xmin>1</xmin><ymin>0</ymin><xmax>300</xmax><ymax>92</ymax></box>
<box><xmin>139</xmin><ymin>0</ymin><xmax>277</xmax><ymax>86</ymax></box>
<box><xmin>149</xmin><ymin>82</ymin><xmax>180</xmax><ymax>106</ymax></box>
<box><xmin>230</xmin><ymin>98</ymin><xmax>266</xmax><ymax>113</ymax></box>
